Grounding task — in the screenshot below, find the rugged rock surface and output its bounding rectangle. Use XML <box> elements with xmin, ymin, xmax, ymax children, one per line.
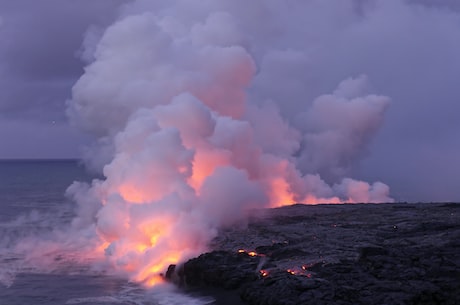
<box><xmin>181</xmin><ymin>203</ymin><xmax>460</xmax><ymax>305</ymax></box>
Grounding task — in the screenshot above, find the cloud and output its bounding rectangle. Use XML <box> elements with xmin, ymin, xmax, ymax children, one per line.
<box><xmin>0</xmin><ymin>0</ymin><xmax>128</xmax><ymax>158</ymax></box>
<box><xmin>0</xmin><ymin>0</ymin><xmax>126</xmax><ymax>80</ymax></box>
<box><xmin>297</xmin><ymin>75</ymin><xmax>390</xmax><ymax>181</ymax></box>
<box><xmin>62</xmin><ymin>0</ymin><xmax>399</xmax><ymax>284</ymax></box>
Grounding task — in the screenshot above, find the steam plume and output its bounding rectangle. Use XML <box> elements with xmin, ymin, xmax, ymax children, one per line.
<box><xmin>65</xmin><ymin>0</ymin><xmax>393</xmax><ymax>285</ymax></box>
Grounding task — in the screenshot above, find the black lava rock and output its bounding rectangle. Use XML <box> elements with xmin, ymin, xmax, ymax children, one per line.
<box><xmin>180</xmin><ymin>203</ymin><xmax>460</xmax><ymax>305</ymax></box>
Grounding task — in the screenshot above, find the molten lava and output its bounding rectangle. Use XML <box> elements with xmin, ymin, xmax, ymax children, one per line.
<box><xmin>286</xmin><ymin>266</ymin><xmax>313</xmax><ymax>278</ymax></box>
<box><xmin>237</xmin><ymin>249</ymin><xmax>264</xmax><ymax>257</ymax></box>
<box><xmin>260</xmin><ymin>269</ymin><xmax>269</xmax><ymax>277</ymax></box>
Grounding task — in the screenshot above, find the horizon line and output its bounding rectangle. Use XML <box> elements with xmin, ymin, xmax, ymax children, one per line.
<box><xmin>0</xmin><ymin>158</ymin><xmax>82</xmax><ymax>161</ymax></box>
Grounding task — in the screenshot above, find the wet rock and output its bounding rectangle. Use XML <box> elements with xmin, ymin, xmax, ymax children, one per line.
<box><xmin>165</xmin><ymin>264</ymin><xmax>176</xmax><ymax>280</ymax></box>
<box><xmin>183</xmin><ymin>251</ymin><xmax>260</xmax><ymax>289</ymax></box>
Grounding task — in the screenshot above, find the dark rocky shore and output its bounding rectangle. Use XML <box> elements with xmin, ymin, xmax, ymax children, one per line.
<box><xmin>177</xmin><ymin>203</ymin><xmax>460</xmax><ymax>305</ymax></box>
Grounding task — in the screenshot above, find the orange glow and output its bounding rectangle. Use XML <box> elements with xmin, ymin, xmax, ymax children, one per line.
<box><xmin>302</xmin><ymin>195</ymin><xmax>322</xmax><ymax>205</ymax></box>
<box><xmin>119</xmin><ymin>184</ymin><xmax>147</xmax><ymax>203</ymax></box>
<box><xmin>135</xmin><ymin>252</ymin><xmax>181</xmax><ymax>286</ymax></box>
<box><xmin>303</xmin><ymin>194</ymin><xmax>343</xmax><ymax>204</ymax></box>
<box><xmin>135</xmin><ymin>244</ymin><xmax>148</xmax><ymax>253</ymax></box>
<box><xmin>260</xmin><ymin>269</ymin><xmax>269</xmax><ymax>277</ymax></box>
<box><xmin>188</xmin><ymin>150</ymin><xmax>229</xmax><ymax>192</ymax></box>
<box><xmin>150</xmin><ymin>235</ymin><xmax>160</xmax><ymax>246</ymax></box>
<box><xmin>146</xmin><ymin>275</ymin><xmax>165</xmax><ymax>286</ymax></box>
<box><xmin>128</xmin><ymin>221</ymin><xmax>172</xmax><ymax>259</ymax></box>
<box><xmin>287</xmin><ymin>266</ymin><xmax>313</xmax><ymax>277</ymax></box>
<box><xmin>268</xmin><ymin>177</ymin><xmax>295</xmax><ymax>207</ymax></box>
<box><xmin>96</xmin><ymin>241</ymin><xmax>110</xmax><ymax>254</ymax></box>
<box><xmin>121</xmin><ymin>261</ymin><xmax>139</xmax><ymax>273</ymax></box>
<box><xmin>237</xmin><ymin>249</ymin><xmax>261</xmax><ymax>257</ymax></box>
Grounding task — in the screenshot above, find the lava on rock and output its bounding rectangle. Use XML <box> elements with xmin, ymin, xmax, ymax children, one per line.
<box><xmin>177</xmin><ymin>203</ymin><xmax>460</xmax><ymax>305</ymax></box>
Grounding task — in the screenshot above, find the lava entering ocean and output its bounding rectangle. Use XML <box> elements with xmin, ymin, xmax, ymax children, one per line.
<box><xmin>63</xmin><ymin>0</ymin><xmax>394</xmax><ymax>286</ymax></box>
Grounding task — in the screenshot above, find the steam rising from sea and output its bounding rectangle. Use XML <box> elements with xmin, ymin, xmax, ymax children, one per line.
<box><xmin>2</xmin><ymin>0</ymin><xmax>395</xmax><ymax>291</ymax></box>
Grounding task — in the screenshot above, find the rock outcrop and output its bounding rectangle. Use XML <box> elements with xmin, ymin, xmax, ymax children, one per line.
<box><xmin>180</xmin><ymin>203</ymin><xmax>460</xmax><ymax>305</ymax></box>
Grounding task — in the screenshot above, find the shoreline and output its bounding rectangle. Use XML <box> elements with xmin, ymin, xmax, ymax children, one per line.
<box><xmin>178</xmin><ymin>202</ymin><xmax>460</xmax><ymax>305</ymax></box>
<box><xmin>182</xmin><ymin>286</ymin><xmax>247</xmax><ymax>305</ymax></box>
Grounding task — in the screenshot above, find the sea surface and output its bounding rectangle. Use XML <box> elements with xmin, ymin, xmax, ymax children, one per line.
<box><xmin>0</xmin><ymin>160</ymin><xmax>213</xmax><ymax>305</ymax></box>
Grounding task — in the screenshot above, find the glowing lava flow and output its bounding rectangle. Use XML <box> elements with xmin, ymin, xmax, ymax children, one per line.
<box><xmin>287</xmin><ymin>267</ymin><xmax>312</xmax><ymax>278</ymax></box>
<box><xmin>238</xmin><ymin>249</ymin><xmax>265</xmax><ymax>257</ymax></box>
<box><xmin>260</xmin><ymin>270</ymin><xmax>269</xmax><ymax>277</ymax></box>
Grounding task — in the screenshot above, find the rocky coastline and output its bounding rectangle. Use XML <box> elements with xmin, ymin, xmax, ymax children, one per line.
<box><xmin>175</xmin><ymin>202</ymin><xmax>460</xmax><ymax>305</ymax></box>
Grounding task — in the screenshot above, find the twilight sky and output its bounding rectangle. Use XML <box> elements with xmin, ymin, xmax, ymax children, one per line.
<box><xmin>0</xmin><ymin>0</ymin><xmax>459</xmax><ymax>202</ymax></box>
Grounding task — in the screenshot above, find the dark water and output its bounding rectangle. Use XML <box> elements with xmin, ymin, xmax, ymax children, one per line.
<box><xmin>0</xmin><ymin>160</ymin><xmax>90</xmax><ymax>221</ymax></box>
<box><xmin>0</xmin><ymin>160</ymin><xmax>213</xmax><ymax>305</ymax></box>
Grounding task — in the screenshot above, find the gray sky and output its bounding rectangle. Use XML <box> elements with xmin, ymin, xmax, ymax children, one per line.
<box><xmin>0</xmin><ymin>0</ymin><xmax>459</xmax><ymax>202</ymax></box>
<box><xmin>0</xmin><ymin>0</ymin><xmax>127</xmax><ymax>158</ymax></box>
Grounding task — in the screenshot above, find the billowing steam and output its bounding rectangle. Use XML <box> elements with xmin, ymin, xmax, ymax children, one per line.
<box><xmin>63</xmin><ymin>1</ymin><xmax>393</xmax><ymax>285</ymax></box>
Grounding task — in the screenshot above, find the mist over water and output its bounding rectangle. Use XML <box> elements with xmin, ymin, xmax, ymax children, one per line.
<box><xmin>0</xmin><ymin>161</ymin><xmax>90</xmax><ymax>286</ymax></box>
<box><xmin>0</xmin><ymin>160</ymin><xmax>213</xmax><ymax>305</ymax></box>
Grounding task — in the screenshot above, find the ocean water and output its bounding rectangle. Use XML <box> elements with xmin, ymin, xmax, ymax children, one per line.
<box><xmin>0</xmin><ymin>160</ymin><xmax>214</xmax><ymax>305</ymax></box>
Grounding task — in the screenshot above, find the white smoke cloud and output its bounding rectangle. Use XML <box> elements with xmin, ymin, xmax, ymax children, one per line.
<box><xmin>63</xmin><ymin>0</ymin><xmax>395</xmax><ymax>285</ymax></box>
<box><xmin>297</xmin><ymin>75</ymin><xmax>390</xmax><ymax>181</ymax></box>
